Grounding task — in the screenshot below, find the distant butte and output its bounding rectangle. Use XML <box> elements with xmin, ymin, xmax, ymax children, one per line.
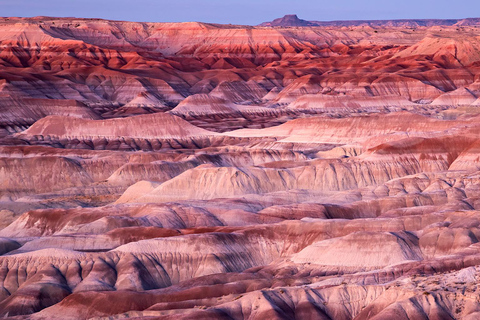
<box><xmin>260</xmin><ymin>14</ymin><xmax>480</xmax><ymax>27</ymax></box>
<box><xmin>259</xmin><ymin>14</ymin><xmax>319</xmax><ymax>27</ymax></box>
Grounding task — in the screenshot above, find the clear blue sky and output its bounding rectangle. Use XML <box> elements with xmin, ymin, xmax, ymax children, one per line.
<box><xmin>1</xmin><ymin>0</ymin><xmax>478</xmax><ymax>25</ymax></box>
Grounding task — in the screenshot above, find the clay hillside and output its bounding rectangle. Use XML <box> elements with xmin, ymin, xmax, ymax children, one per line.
<box><xmin>1</xmin><ymin>15</ymin><xmax>480</xmax><ymax>319</ymax></box>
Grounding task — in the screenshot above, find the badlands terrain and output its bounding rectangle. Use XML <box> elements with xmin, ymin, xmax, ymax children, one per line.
<box><xmin>1</xmin><ymin>14</ymin><xmax>480</xmax><ymax>319</ymax></box>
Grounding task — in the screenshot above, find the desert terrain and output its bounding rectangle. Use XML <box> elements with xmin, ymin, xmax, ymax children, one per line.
<box><xmin>1</xmin><ymin>14</ymin><xmax>480</xmax><ymax>319</ymax></box>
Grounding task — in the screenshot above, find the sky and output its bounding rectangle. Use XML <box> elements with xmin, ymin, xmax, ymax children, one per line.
<box><xmin>1</xmin><ymin>0</ymin><xmax>478</xmax><ymax>25</ymax></box>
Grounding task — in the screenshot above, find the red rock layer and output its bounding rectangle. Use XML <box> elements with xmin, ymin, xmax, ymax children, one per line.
<box><xmin>1</xmin><ymin>17</ymin><xmax>480</xmax><ymax>320</ymax></box>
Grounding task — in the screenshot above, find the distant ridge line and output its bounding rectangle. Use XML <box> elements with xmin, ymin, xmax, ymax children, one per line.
<box><xmin>259</xmin><ymin>14</ymin><xmax>480</xmax><ymax>27</ymax></box>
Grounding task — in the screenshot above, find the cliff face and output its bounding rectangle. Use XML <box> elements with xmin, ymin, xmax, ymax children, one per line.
<box><xmin>2</xmin><ymin>16</ymin><xmax>480</xmax><ymax>319</ymax></box>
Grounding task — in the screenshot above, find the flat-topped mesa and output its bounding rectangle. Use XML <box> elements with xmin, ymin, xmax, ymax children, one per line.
<box><xmin>227</xmin><ymin>111</ymin><xmax>474</xmax><ymax>147</ymax></box>
<box><xmin>260</xmin><ymin>15</ymin><xmax>480</xmax><ymax>27</ymax></box>
<box><xmin>170</xmin><ymin>94</ymin><xmax>240</xmax><ymax>116</ymax></box>
<box><xmin>20</xmin><ymin>112</ymin><xmax>219</xmax><ymax>139</ymax></box>
<box><xmin>259</xmin><ymin>14</ymin><xmax>319</xmax><ymax>27</ymax></box>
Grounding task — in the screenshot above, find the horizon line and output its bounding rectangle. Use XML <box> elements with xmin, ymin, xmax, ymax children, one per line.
<box><xmin>2</xmin><ymin>14</ymin><xmax>480</xmax><ymax>26</ymax></box>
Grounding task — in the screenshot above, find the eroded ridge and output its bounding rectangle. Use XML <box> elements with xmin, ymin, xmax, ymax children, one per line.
<box><xmin>1</xmin><ymin>16</ymin><xmax>480</xmax><ymax>319</ymax></box>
